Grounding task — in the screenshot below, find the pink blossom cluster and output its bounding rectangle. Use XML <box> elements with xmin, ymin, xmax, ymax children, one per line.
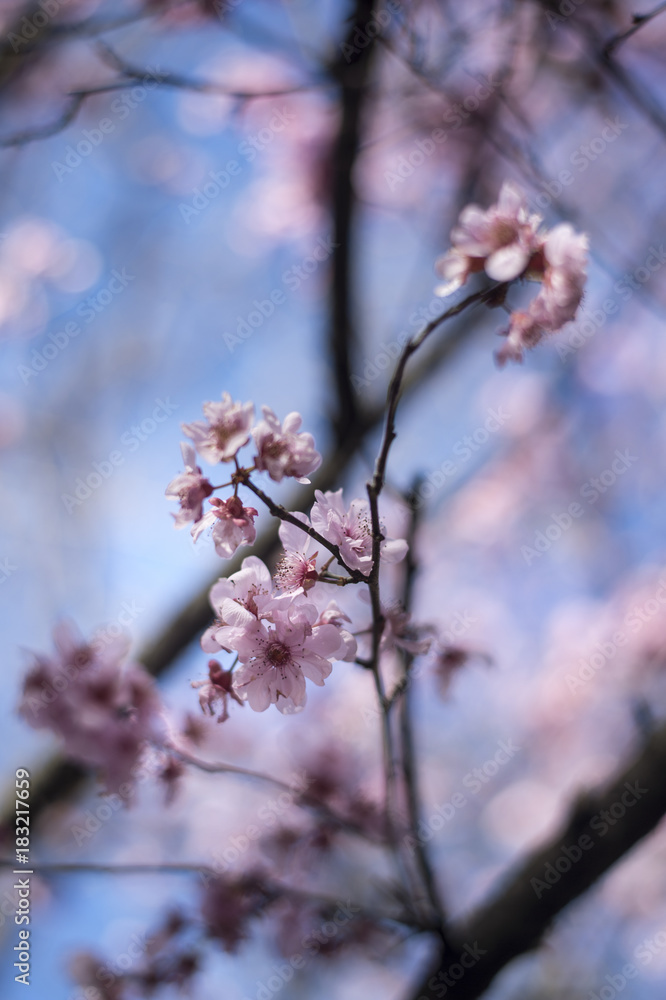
<box><xmin>19</xmin><ymin>622</ymin><xmax>163</xmax><ymax>795</ymax></box>
<box><xmin>191</xmin><ymin>487</ymin><xmax>409</xmax><ymax>717</ymax></box>
<box><xmin>435</xmin><ymin>182</ymin><xmax>588</xmax><ymax>363</ymax></box>
<box><xmin>166</xmin><ymin>393</ymin><xmax>322</xmax><ymax>557</ymax></box>
<box><xmin>198</xmin><ymin>555</ymin><xmax>357</xmax><ymax>715</ymax></box>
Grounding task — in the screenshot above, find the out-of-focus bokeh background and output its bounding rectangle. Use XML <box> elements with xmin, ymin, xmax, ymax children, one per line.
<box><xmin>2</xmin><ymin>0</ymin><xmax>666</xmax><ymax>997</ymax></box>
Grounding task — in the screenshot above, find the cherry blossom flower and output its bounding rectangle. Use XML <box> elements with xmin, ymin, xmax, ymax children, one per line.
<box><xmin>165</xmin><ymin>442</ymin><xmax>214</xmax><ymax>528</ymax></box>
<box><xmin>274</xmin><ymin>513</ymin><xmax>319</xmax><ymax>593</ymax></box>
<box><xmin>310</xmin><ymin>489</ymin><xmax>408</xmax><ymax>575</ymax></box>
<box><xmin>496</xmin><ymin>222</ymin><xmax>588</xmax><ymax>365</ymax></box>
<box><xmin>202</xmin><ymin>873</ymin><xmax>273</xmax><ymax>952</ymax></box>
<box><xmin>252</xmin><ymin>406</ymin><xmax>321</xmax><ymax>482</ymax></box>
<box><xmin>192</xmin><ymin>495</ymin><xmax>258</xmax><ymax>558</ymax></box>
<box><xmin>435</xmin><ymin>182</ymin><xmax>543</xmax><ymax>296</ymax></box>
<box><xmin>182</xmin><ymin>391</ymin><xmax>254</xmax><ymax>464</ymax></box>
<box><xmin>316</xmin><ymin>601</ymin><xmax>358</xmax><ymax>662</ymax></box>
<box><xmin>381</xmin><ymin>604</ymin><xmax>432</xmax><ymax>656</ymax></box>
<box><xmin>201</xmin><ymin>556</ymin><xmax>281</xmax><ymax>653</ymax></box>
<box><xmin>19</xmin><ymin>621</ymin><xmax>162</xmax><ymax>796</ymax></box>
<box><xmin>192</xmin><ymin>659</ymin><xmax>243</xmax><ymax>723</ymax></box>
<box><xmin>434</xmin><ymin>182</ymin><xmax>588</xmax><ymax>363</ymax></box>
<box><xmin>227</xmin><ymin>601</ymin><xmax>343</xmax><ymax>713</ymax></box>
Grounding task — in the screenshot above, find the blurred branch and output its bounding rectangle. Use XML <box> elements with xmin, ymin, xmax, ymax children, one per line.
<box><xmin>171</xmin><ymin>744</ymin><xmax>385</xmax><ymax>841</ymax></box>
<box><xmin>408</xmin><ymin>721</ymin><xmax>666</xmax><ymax>1000</ymax></box>
<box><xmin>397</xmin><ymin>478</ymin><xmax>447</xmax><ymax>933</ymax></box>
<box><xmin>603</xmin><ymin>1</ymin><xmax>666</xmax><ymax>55</ymax></box>
<box><xmin>0</xmin><ymin>41</ymin><xmax>319</xmax><ymax>148</ymax></box>
<box><xmin>0</xmin><ymin>858</ymin><xmax>408</xmax><ymax>928</ymax></box>
<box><xmin>0</xmin><ymin>91</ymin><xmax>87</xmax><ymax>146</ymax></box>
<box><xmin>94</xmin><ymin>41</ymin><xmax>320</xmax><ymax>98</ymax></box>
<box><xmin>326</xmin><ymin>0</ymin><xmax>381</xmax><ymax>445</ymax></box>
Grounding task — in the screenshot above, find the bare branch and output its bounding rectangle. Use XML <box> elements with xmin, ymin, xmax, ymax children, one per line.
<box><xmin>241</xmin><ymin>476</ymin><xmax>366</xmax><ymax>583</ymax></box>
<box><xmin>603</xmin><ymin>1</ymin><xmax>666</xmax><ymax>55</ymax></box>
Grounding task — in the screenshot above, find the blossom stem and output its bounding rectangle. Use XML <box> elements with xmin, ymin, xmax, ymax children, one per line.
<box><xmin>241</xmin><ymin>477</ymin><xmax>366</xmax><ymax>583</ymax></box>
<box><xmin>168</xmin><ymin>744</ymin><xmax>384</xmax><ymax>842</ymax></box>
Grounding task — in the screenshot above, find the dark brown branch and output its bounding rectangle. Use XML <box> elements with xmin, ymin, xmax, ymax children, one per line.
<box><xmin>0</xmin><ymin>92</ymin><xmax>87</xmax><ymax>147</ymax></box>
<box><xmin>242</xmin><ymin>476</ymin><xmax>366</xmax><ymax>582</ymax></box>
<box><xmin>397</xmin><ymin>480</ymin><xmax>447</xmax><ymax>933</ymax></box>
<box><xmin>95</xmin><ymin>41</ymin><xmax>318</xmax><ymax>99</ymax></box>
<box><xmin>603</xmin><ymin>1</ymin><xmax>666</xmax><ymax>55</ymax></box>
<box><xmin>326</xmin><ymin>0</ymin><xmax>381</xmax><ymax>445</ymax></box>
<box><xmin>408</xmin><ymin>721</ymin><xmax>666</xmax><ymax>1000</ymax></box>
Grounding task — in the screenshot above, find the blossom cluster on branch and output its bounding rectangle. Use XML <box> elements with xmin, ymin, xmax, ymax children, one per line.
<box><xmin>165</xmin><ymin>392</ymin><xmax>410</xmax><ymax>716</ymax></box>
<box><xmin>435</xmin><ymin>182</ymin><xmax>589</xmax><ymax>364</ymax></box>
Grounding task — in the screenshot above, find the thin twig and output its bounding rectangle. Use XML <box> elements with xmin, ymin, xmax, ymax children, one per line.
<box><xmin>362</xmin><ymin>285</ymin><xmax>495</xmax><ymax>925</ymax></box>
<box><xmin>171</xmin><ymin>745</ymin><xmax>383</xmax><ymax>842</ymax></box>
<box><xmin>396</xmin><ymin>480</ymin><xmax>447</xmax><ymax>935</ymax></box>
<box><xmin>604</xmin><ymin>1</ymin><xmax>666</xmax><ymax>55</ymax></box>
<box><xmin>242</xmin><ymin>476</ymin><xmax>366</xmax><ymax>583</ymax></box>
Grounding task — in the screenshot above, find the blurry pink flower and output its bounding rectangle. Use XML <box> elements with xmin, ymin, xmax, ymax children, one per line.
<box><xmin>252</xmin><ymin>406</ymin><xmax>321</xmax><ymax>482</ymax></box>
<box><xmin>316</xmin><ymin>600</ymin><xmax>358</xmax><ymax>662</ymax></box>
<box><xmin>229</xmin><ymin>601</ymin><xmax>342</xmax><ymax>713</ymax></box>
<box><xmin>192</xmin><ymin>659</ymin><xmax>243</xmax><ymax>723</ymax></box>
<box><xmin>497</xmin><ymin>223</ymin><xmax>588</xmax><ymax>364</ymax></box>
<box><xmin>275</xmin><ymin>513</ymin><xmax>319</xmax><ymax>593</ymax></box>
<box><xmin>165</xmin><ymin>442</ymin><xmax>214</xmax><ymax>528</ymax></box>
<box><xmin>310</xmin><ymin>489</ymin><xmax>408</xmax><ymax>575</ymax></box>
<box><xmin>202</xmin><ymin>873</ymin><xmax>272</xmax><ymax>952</ymax></box>
<box><xmin>435</xmin><ymin>182</ymin><xmax>543</xmax><ymax>295</ymax></box>
<box><xmin>19</xmin><ymin>621</ymin><xmax>162</xmax><ymax>796</ymax></box>
<box><xmin>382</xmin><ymin>604</ymin><xmax>432</xmax><ymax>656</ymax></box>
<box><xmin>192</xmin><ymin>495</ymin><xmax>258</xmax><ymax>558</ymax></box>
<box><xmin>182</xmin><ymin>391</ymin><xmax>254</xmax><ymax>464</ymax></box>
